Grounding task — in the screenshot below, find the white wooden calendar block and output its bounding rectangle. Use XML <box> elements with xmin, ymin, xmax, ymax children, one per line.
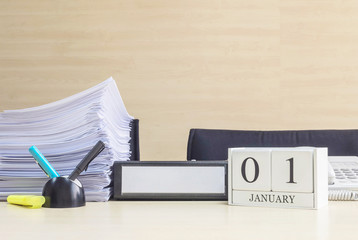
<box><xmin>228</xmin><ymin>147</ymin><xmax>328</xmax><ymax>209</ymax></box>
<box><xmin>271</xmin><ymin>150</ymin><xmax>313</xmax><ymax>193</ymax></box>
<box><xmin>232</xmin><ymin>191</ymin><xmax>314</xmax><ymax>208</ymax></box>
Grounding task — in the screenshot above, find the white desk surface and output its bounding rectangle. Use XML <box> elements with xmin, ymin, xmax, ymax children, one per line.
<box><xmin>1</xmin><ymin>201</ymin><xmax>357</xmax><ymax>240</ymax></box>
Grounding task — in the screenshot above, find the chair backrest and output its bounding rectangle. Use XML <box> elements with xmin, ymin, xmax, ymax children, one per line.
<box><xmin>187</xmin><ymin>128</ymin><xmax>358</xmax><ymax>160</ymax></box>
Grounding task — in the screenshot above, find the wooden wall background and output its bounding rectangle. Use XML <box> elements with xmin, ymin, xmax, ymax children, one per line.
<box><xmin>1</xmin><ymin>1</ymin><xmax>358</xmax><ymax>160</ymax></box>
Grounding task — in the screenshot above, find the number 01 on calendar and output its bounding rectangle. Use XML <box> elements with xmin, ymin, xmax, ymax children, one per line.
<box><xmin>228</xmin><ymin>147</ymin><xmax>328</xmax><ymax>209</ymax></box>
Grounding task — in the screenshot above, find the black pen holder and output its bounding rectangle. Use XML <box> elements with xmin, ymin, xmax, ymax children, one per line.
<box><xmin>42</xmin><ymin>177</ymin><xmax>86</xmax><ymax>208</ymax></box>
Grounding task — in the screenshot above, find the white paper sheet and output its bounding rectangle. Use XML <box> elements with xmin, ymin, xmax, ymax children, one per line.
<box><xmin>0</xmin><ymin>77</ymin><xmax>133</xmax><ymax>201</ymax></box>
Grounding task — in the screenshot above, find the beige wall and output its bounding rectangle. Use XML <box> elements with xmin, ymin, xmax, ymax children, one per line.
<box><xmin>1</xmin><ymin>1</ymin><xmax>358</xmax><ymax>160</ymax></box>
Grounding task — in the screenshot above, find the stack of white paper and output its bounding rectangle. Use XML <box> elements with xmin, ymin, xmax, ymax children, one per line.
<box><xmin>0</xmin><ymin>77</ymin><xmax>134</xmax><ymax>201</ymax></box>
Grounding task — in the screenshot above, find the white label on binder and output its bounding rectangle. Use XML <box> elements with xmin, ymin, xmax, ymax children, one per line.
<box><xmin>121</xmin><ymin>166</ymin><xmax>225</xmax><ymax>194</ymax></box>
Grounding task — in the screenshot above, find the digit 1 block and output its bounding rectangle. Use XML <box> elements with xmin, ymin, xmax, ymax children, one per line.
<box><xmin>230</xmin><ymin>148</ymin><xmax>271</xmax><ymax>191</ymax></box>
<box><xmin>271</xmin><ymin>149</ymin><xmax>313</xmax><ymax>193</ymax></box>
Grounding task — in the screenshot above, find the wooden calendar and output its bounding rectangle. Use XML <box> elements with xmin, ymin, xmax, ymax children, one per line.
<box><xmin>228</xmin><ymin>147</ymin><xmax>328</xmax><ymax>209</ymax></box>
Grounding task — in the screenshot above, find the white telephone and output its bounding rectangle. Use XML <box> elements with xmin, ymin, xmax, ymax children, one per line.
<box><xmin>328</xmin><ymin>156</ymin><xmax>358</xmax><ymax>201</ymax></box>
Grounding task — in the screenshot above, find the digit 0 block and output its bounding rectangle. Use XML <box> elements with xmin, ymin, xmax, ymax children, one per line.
<box><xmin>231</xmin><ymin>149</ymin><xmax>271</xmax><ymax>191</ymax></box>
<box><xmin>228</xmin><ymin>147</ymin><xmax>328</xmax><ymax>209</ymax></box>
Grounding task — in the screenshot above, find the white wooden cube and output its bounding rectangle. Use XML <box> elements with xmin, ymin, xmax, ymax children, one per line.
<box><xmin>271</xmin><ymin>150</ymin><xmax>313</xmax><ymax>193</ymax></box>
<box><xmin>231</xmin><ymin>149</ymin><xmax>271</xmax><ymax>191</ymax></box>
<box><xmin>228</xmin><ymin>147</ymin><xmax>328</xmax><ymax>209</ymax></box>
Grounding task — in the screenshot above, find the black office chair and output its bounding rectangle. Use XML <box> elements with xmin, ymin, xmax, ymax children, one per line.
<box><xmin>187</xmin><ymin>128</ymin><xmax>358</xmax><ymax>160</ymax></box>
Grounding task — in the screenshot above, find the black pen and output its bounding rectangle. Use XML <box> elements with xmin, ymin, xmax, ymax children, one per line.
<box><xmin>68</xmin><ymin>140</ymin><xmax>105</xmax><ymax>181</ymax></box>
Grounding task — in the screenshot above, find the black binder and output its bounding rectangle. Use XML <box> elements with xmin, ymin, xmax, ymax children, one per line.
<box><xmin>129</xmin><ymin>119</ymin><xmax>140</xmax><ymax>161</ymax></box>
<box><xmin>113</xmin><ymin>160</ymin><xmax>228</xmax><ymax>200</ymax></box>
<box><xmin>109</xmin><ymin>119</ymin><xmax>139</xmax><ymax>199</ymax></box>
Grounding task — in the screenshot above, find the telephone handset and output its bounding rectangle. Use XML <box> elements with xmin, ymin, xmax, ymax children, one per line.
<box><xmin>328</xmin><ymin>156</ymin><xmax>358</xmax><ymax>201</ymax></box>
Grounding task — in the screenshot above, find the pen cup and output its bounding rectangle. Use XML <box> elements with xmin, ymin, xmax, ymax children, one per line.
<box><xmin>42</xmin><ymin>177</ymin><xmax>86</xmax><ymax>208</ymax></box>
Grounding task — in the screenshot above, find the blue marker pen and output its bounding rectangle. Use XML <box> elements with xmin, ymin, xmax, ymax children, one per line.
<box><xmin>29</xmin><ymin>146</ymin><xmax>60</xmax><ymax>178</ymax></box>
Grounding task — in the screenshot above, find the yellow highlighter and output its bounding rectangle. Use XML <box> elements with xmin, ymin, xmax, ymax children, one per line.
<box><xmin>7</xmin><ymin>195</ymin><xmax>45</xmax><ymax>209</ymax></box>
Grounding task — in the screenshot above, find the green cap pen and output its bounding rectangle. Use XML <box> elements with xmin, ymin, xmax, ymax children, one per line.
<box><xmin>29</xmin><ymin>146</ymin><xmax>60</xmax><ymax>178</ymax></box>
